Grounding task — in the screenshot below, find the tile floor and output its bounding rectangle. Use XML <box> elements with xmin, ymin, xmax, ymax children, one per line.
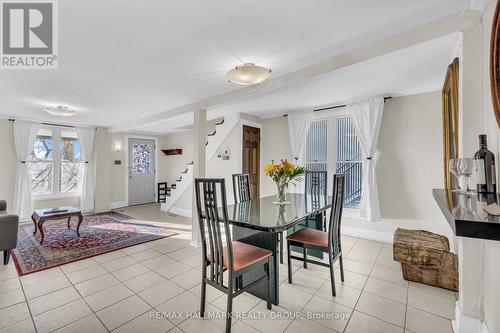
<box><xmin>0</xmin><ymin>204</ymin><xmax>456</xmax><ymax>333</ymax></box>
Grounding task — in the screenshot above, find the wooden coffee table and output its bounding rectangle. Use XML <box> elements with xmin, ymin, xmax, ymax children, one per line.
<box><xmin>31</xmin><ymin>207</ymin><xmax>84</xmax><ymax>244</ymax></box>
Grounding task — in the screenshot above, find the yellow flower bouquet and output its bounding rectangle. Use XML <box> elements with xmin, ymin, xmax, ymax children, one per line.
<box><xmin>264</xmin><ymin>160</ymin><xmax>306</xmax><ymax>204</ymax></box>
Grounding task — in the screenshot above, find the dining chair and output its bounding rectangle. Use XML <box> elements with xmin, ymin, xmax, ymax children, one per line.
<box><xmin>286</xmin><ymin>174</ymin><xmax>345</xmax><ymax>297</ymax></box>
<box><xmin>232</xmin><ymin>173</ymin><xmax>251</xmax><ymax>203</ymax></box>
<box><xmin>195</xmin><ymin>178</ymin><xmax>272</xmax><ymax>333</ymax></box>
<box><xmin>232</xmin><ymin>173</ymin><xmax>286</xmax><ymax>265</ymax></box>
<box><xmin>305</xmin><ymin>170</ymin><xmax>328</xmax><ymax>231</ymax></box>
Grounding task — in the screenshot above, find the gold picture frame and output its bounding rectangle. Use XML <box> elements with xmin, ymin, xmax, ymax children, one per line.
<box><xmin>442</xmin><ymin>58</ymin><xmax>459</xmax><ymax>190</ymax></box>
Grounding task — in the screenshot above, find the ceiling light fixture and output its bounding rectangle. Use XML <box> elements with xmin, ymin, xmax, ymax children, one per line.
<box><xmin>45</xmin><ymin>105</ymin><xmax>77</xmax><ymax>117</ymax></box>
<box><xmin>226</xmin><ymin>63</ymin><xmax>272</xmax><ymax>86</ymax></box>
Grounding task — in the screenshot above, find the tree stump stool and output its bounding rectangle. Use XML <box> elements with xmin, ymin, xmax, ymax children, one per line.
<box><xmin>393</xmin><ymin>228</ymin><xmax>458</xmax><ymax>291</ymax></box>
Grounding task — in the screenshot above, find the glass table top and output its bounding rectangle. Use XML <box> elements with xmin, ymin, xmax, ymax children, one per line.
<box><xmin>225</xmin><ymin>194</ymin><xmax>332</xmax><ymax>232</ymax></box>
<box><xmin>34</xmin><ymin>206</ymin><xmax>81</xmax><ymax>217</ymax></box>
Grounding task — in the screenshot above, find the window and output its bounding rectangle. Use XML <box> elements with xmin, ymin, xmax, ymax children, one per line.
<box><xmin>305</xmin><ymin>115</ymin><xmax>363</xmax><ymax>209</ymax></box>
<box><xmin>132</xmin><ymin>143</ymin><xmax>152</xmax><ymax>174</ymax></box>
<box><xmin>28</xmin><ymin>127</ymin><xmax>83</xmax><ymax>197</ymax></box>
<box><xmin>335</xmin><ymin>117</ymin><xmax>362</xmax><ymax>209</ymax></box>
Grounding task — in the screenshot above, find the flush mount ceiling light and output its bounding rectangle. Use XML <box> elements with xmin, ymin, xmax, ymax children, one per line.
<box><xmin>45</xmin><ymin>105</ymin><xmax>77</xmax><ymax>117</ymax></box>
<box><xmin>226</xmin><ymin>63</ymin><xmax>272</xmax><ymax>86</ymax></box>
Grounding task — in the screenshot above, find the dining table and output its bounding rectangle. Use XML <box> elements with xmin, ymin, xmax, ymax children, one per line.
<box><xmin>225</xmin><ymin>193</ymin><xmax>332</xmax><ymax>305</ymax></box>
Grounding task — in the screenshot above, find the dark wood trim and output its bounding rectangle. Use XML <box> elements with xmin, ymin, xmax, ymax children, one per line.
<box><xmin>491</xmin><ymin>1</ymin><xmax>500</xmax><ymax>128</ymax></box>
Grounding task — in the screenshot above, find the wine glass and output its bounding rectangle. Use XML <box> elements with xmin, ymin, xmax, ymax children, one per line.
<box><xmin>457</xmin><ymin>158</ymin><xmax>478</xmax><ymax>195</ymax></box>
<box><xmin>448</xmin><ymin>159</ymin><xmax>461</xmax><ymax>192</ymax></box>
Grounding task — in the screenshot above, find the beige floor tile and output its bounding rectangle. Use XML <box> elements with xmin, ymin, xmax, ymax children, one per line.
<box><xmin>285</xmin><ymin>317</ymin><xmax>336</xmax><ymax>333</ymax></box>
<box><xmin>155</xmin><ymin>261</ymin><xmax>192</xmax><ymax>279</ymax></box>
<box><xmin>121</xmin><ymin>243</ymin><xmax>155</xmax><ymax>255</ymax></box>
<box><xmin>112</xmin><ymin>263</ymin><xmax>150</xmax><ymax>281</ymax></box>
<box><xmin>33</xmin><ymin>299</ymin><xmax>92</xmax><ymax>333</ymax></box>
<box><xmin>334</xmin><ymin>269</ymin><xmax>368</xmax><ymax>290</ymax></box>
<box><xmin>0</xmin><ymin>288</ymin><xmax>25</xmax><ymax>310</ymax></box>
<box><xmin>93</xmin><ymin>250</ymin><xmax>127</xmax><ymax>264</ymax></box>
<box><xmin>345</xmin><ymin>250</ymin><xmax>378</xmax><ymax>265</ymax></box>
<box><xmin>345</xmin><ymin>310</ymin><xmax>403</xmax><ymax>333</ymax></box>
<box><xmin>166</xmin><ymin>248</ymin><xmax>198</xmax><ymax>261</ymax></box>
<box><xmin>301</xmin><ymin>296</ymin><xmax>352</xmax><ymax>332</ymax></box>
<box><xmin>0</xmin><ymin>278</ymin><xmax>21</xmax><ymax>294</ymax></box>
<box><xmin>177</xmin><ymin>304</ymin><xmax>228</xmax><ymax>333</ymax></box>
<box><xmin>286</xmin><ymin>269</ymin><xmax>326</xmax><ymax>295</ymax></box>
<box><xmin>123</xmin><ymin>271</ymin><xmax>166</xmax><ymax>293</ymax></box>
<box><xmin>407</xmin><ymin>288</ymin><xmax>455</xmax><ymax>320</ymax></box>
<box><xmin>167</xmin><ymin>327</ymin><xmax>184</xmax><ymax>333</ymax></box>
<box><xmin>374</xmin><ymin>256</ymin><xmax>401</xmax><ymax>272</ymax></box>
<box><xmin>212</xmin><ymin>292</ymin><xmax>262</xmax><ymax>315</ymax></box>
<box><xmin>22</xmin><ymin>275</ymin><xmax>71</xmax><ymax>300</ymax></box>
<box><xmin>315</xmin><ymin>281</ymin><xmax>361</xmax><ymax>309</ymax></box>
<box><xmin>101</xmin><ymin>256</ymin><xmax>138</xmax><ymax>272</ymax></box>
<box><xmin>242</xmin><ymin>301</ymin><xmax>295</xmax><ymax>333</ymax></box>
<box><xmin>369</xmin><ymin>266</ymin><xmax>408</xmax><ymax>287</ymax></box>
<box><xmin>74</xmin><ymin>273</ymin><xmax>120</xmax><ymax>297</ymax></box>
<box><xmin>20</xmin><ymin>268</ymin><xmax>64</xmax><ymax>286</ymax></box>
<box><xmin>335</xmin><ymin>258</ymin><xmax>373</xmax><ymax>276</ymax></box>
<box><xmin>0</xmin><ymin>302</ymin><xmax>31</xmax><ymax>330</ymax></box>
<box><xmin>142</xmin><ymin>254</ymin><xmax>176</xmax><ymax>270</ymax></box>
<box><xmin>96</xmin><ymin>295</ymin><xmax>151</xmax><ymax>331</ymax></box>
<box><xmin>130</xmin><ymin>248</ymin><xmax>163</xmax><ymax>262</ymax></box>
<box><xmin>155</xmin><ymin>291</ymin><xmax>200</xmax><ymax>325</ymax></box>
<box><xmin>0</xmin><ymin>318</ymin><xmax>36</xmax><ymax>333</ymax></box>
<box><xmin>138</xmin><ymin>280</ymin><xmax>185</xmax><ymax>308</ymax></box>
<box><xmin>363</xmin><ymin>277</ymin><xmax>407</xmax><ymax>304</ymax></box>
<box><xmin>232</xmin><ymin>320</ymin><xmax>262</xmax><ymax>333</ymax></box>
<box><xmin>28</xmin><ymin>286</ymin><xmax>81</xmax><ymax>316</ymax></box>
<box><xmin>113</xmin><ymin>311</ymin><xmax>174</xmax><ymax>333</ymax></box>
<box><xmin>275</xmin><ymin>284</ymin><xmax>313</xmax><ymax>312</ymax></box>
<box><xmin>408</xmin><ymin>282</ymin><xmax>456</xmax><ymax>301</ymax></box>
<box><xmin>406</xmin><ymin>306</ymin><xmax>453</xmax><ymax>333</ymax></box>
<box><xmin>52</xmin><ymin>314</ymin><xmax>107</xmax><ymax>333</ymax></box>
<box><xmin>0</xmin><ymin>267</ymin><xmax>19</xmax><ymax>282</ymax></box>
<box><xmin>154</xmin><ymin>243</ymin><xmax>185</xmax><ymax>255</ymax></box>
<box><xmin>170</xmin><ymin>268</ymin><xmax>202</xmax><ymax>290</ymax></box>
<box><xmin>355</xmin><ymin>292</ymin><xmax>405</xmax><ymax>327</ymax></box>
<box><xmin>60</xmin><ymin>258</ymin><xmax>98</xmax><ymax>275</ymax></box>
<box><xmin>66</xmin><ymin>265</ymin><xmax>108</xmax><ymax>284</ymax></box>
<box><xmin>178</xmin><ymin>254</ymin><xmax>202</xmax><ymax>268</ymax></box>
<box><xmin>379</xmin><ymin>247</ymin><xmax>394</xmax><ymax>258</ymax></box>
<box><xmin>84</xmin><ymin>283</ymin><xmax>134</xmax><ymax>311</ymax></box>
<box><xmin>189</xmin><ymin>284</ymin><xmax>224</xmax><ymax>303</ymax></box>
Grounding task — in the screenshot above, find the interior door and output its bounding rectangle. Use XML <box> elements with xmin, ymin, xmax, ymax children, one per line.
<box><xmin>242</xmin><ymin>126</ymin><xmax>260</xmax><ymax>199</ymax></box>
<box><xmin>128</xmin><ymin>138</ymin><xmax>155</xmax><ymax>205</ymax></box>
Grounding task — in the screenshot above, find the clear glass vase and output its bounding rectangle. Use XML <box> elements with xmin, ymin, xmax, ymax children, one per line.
<box><xmin>275</xmin><ymin>181</ymin><xmax>288</xmax><ymax>204</ymax></box>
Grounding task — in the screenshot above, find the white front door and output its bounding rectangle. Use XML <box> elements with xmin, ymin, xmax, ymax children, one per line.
<box><xmin>128</xmin><ymin>138</ymin><xmax>156</xmax><ymax>205</ymax></box>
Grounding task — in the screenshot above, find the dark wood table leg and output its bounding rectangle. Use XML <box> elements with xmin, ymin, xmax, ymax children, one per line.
<box><xmin>31</xmin><ymin>214</ymin><xmax>37</xmax><ymax>235</ymax></box>
<box><xmin>76</xmin><ymin>214</ymin><xmax>83</xmax><ymax>237</ymax></box>
<box><xmin>38</xmin><ymin>220</ymin><xmax>45</xmax><ymax>244</ymax></box>
<box><xmin>67</xmin><ymin>217</ymin><xmax>71</xmax><ymax>229</ymax></box>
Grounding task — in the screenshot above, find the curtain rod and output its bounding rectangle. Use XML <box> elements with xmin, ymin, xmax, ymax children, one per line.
<box><xmin>283</xmin><ymin>96</ymin><xmax>392</xmax><ymax>117</ymax></box>
<box><xmin>8</xmin><ymin>118</ymin><xmax>76</xmax><ymax>128</ymax></box>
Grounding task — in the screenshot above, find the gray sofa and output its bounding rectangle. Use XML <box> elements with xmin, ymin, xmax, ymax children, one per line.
<box><xmin>0</xmin><ymin>201</ymin><xmax>19</xmax><ymax>265</ymax></box>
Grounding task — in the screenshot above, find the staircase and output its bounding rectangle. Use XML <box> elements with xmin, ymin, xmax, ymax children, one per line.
<box><xmin>161</xmin><ymin>113</ymin><xmax>240</xmax><ymax>213</ymax></box>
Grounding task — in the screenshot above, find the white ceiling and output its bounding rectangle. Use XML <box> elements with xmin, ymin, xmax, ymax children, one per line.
<box><xmin>0</xmin><ymin>0</ymin><xmax>469</xmax><ymax>129</ymax></box>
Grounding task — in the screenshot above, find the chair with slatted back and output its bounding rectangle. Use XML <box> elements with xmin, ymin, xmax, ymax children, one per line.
<box><xmin>286</xmin><ymin>174</ymin><xmax>345</xmax><ymax>297</ymax></box>
<box><xmin>305</xmin><ymin>170</ymin><xmax>328</xmax><ymax>232</ymax></box>
<box><xmin>232</xmin><ymin>173</ymin><xmax>251</xmax><ymax>203</ymax></box>
<box><xmin>195</xmin><ymin>178</ymin><xmax>272</xmax><ymax>333</ymax></box>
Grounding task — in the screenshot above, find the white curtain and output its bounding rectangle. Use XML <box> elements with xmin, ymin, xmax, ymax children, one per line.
<box><xmin>12</xmin><ymin>121</ymin><xmax>40</xmax><ymax>220</ymax></box>
<box><xmin>347</xmin><ymin>96</ymin><xmax>385</xmax><ymax>222</ymax></box>
<box><xmin>77</xmin><ymin>127</ymin><xmax>95</xmax><ymax>212</ymax></box>
<box><xmin>287</xmin><ymin>109</ymin><xmax>313</xmax><ymax>164</ymax></box>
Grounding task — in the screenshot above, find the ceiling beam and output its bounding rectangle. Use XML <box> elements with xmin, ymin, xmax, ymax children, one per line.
<box><xmin>109</xmin><ymin>9</ymin><xmax>481</xmax><ymax>133</ymax></box>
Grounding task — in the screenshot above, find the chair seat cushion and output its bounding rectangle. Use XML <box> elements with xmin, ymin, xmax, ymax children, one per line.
<box><xmin>287</xmin><ymin>228</ymin><xmax>328</xmax><ymax>249</ymax></box>
<box><xmin>208</xmin><ymin>241</ymin><xmax>272</xmax><ymax>272</ymax></box>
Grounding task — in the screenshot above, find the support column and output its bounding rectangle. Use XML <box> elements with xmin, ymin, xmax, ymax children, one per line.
<box><xmin>191</xmin><ymin>109</ymin><xmax>207</xmax><ymax>246</ymax></box>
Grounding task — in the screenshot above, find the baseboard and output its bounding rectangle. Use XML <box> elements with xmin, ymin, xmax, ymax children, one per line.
<box><xmin>110</xmin><ymin>201</ymin><xmax>128</xmax><ymax>210</ymax></box>
<box><xmin>169</xmin><ymin>206</ymin><xmax>192</xmax><ymax>218</ymax></box>
<box><xmin>452</xmin><ymin>301</ymin><xmax>487</xmax><ymax>333</ymax></box>
<box><xmin>341</xmin><ymin>225</ymin><xmax>394</xmax><ymax>244</ymax></box>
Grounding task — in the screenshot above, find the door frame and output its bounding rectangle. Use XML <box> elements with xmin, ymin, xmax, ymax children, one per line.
<box><xmin>239</xmin><ymin>120</ymin><xmax>262</xmax><ymax>198</ymax></box>
<box><xmin>124</xmin><ymin>135</ymin><xmax>159</xmax><ymax>207</ymax></box>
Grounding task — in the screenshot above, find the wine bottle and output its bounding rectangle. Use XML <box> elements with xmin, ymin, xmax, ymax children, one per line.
<box><xmin>474</xmin><ymin>134</ymin><xmax>497</xmax><ymax>193</ymax></box>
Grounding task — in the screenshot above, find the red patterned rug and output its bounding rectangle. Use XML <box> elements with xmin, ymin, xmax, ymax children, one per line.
<box><xmin>12</xmin><ymin>212</ymin><xmax>176</xmax><ymax>275</ymax></box>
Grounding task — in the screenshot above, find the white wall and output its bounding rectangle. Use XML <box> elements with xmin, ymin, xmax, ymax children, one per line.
<box><xmin>0</xmin><ymin>120</ymin><xmax>18</xmax><ymax>209</ymax></box>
